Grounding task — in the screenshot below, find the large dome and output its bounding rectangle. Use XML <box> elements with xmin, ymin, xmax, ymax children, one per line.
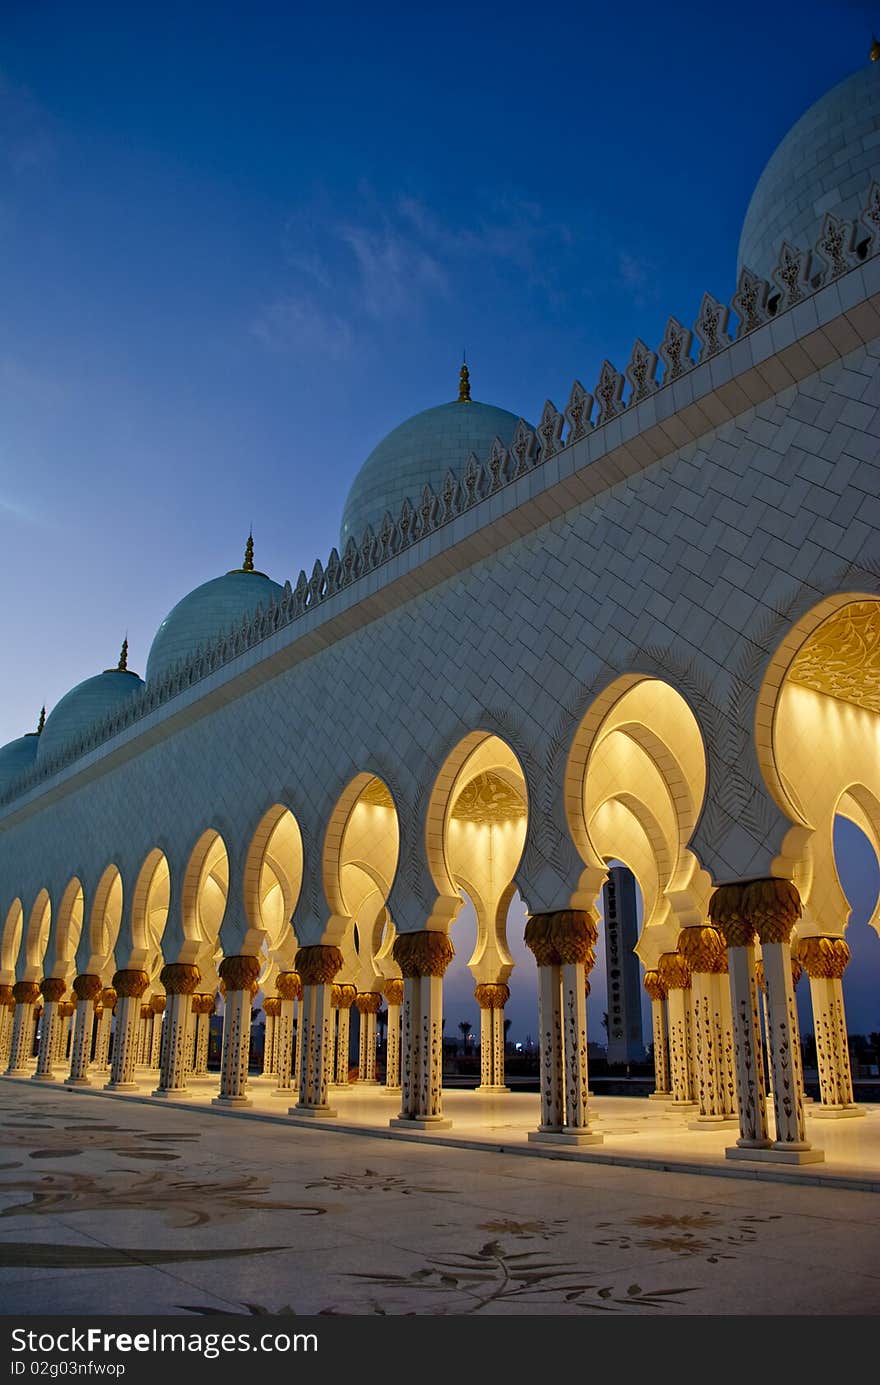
<box><xmin>146</xmin><ymin>567</ymin><xmax>284</xmax><ymax>686</ymax></box>
<box><xmin>738</xmin><ymin>61</ymin><xmax>880</xmax><ymax>283</ymax></box>
<box><xmin>38</xmin><ymin>669</ymin><xmax>144</xmax><ymax>761</ymax></box>
<box><xmin>0</xmin><ymin>733</ymin><xmax>39</xmax><ymax>794</ymax></box>
<box><xmin>340</xmin><ymin>387</ymin><xmax>525</xmax><ymax>548</ymax></box>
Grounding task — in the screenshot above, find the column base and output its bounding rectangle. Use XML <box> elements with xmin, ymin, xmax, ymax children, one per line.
<box><xmin>5</xmin><ymin>1069</ymin><xmax>31</xmax><ymax>1078</ymax></box>
<box><xmin>649</xmin><ymin>1091</ymin><xmax>672</xmax><ymax>1101</ymax></box>
<box><xmin>727</xmin><ymin>1143</ymin><xmax>824</xmax><ymax>1164</ymax></box>
<box><xmin>104</xmin><ymin>1081</ymin><xmax>139</xmax><ymax>1092</ymax></box>
<box><xmin>30</xmin><ymin>1072</ymin><xmax>59</xmax><ymax>1082</ymax></box>
<box><xmin>389</xmin><ymin>1115</ymin><xmax>452</xmax><ymax>1130</ymax></box>
<box><xmin>328</xmin><ymin>1082</ymin><xmax>349</xmax><ymax>1091</ymax></box>
<box><xmin>382</xmin><ymin>1085</ymin><xmax>402</xmax><ymax>1095</ymax></box>
<box><xmin>211</xmin><ymin>1094</ymin><xmax>252</xmax><ymax>1108</ymax></box>
<box><xmin>669</xmin><ymin>1099</ymin><xmax>697</xmax><ymax>1109</ymax></box>
<box><xmin>809</xmin><ymin>1104</ymin><xmax>865</xmax><ymax>1119</ymax></box>
<box><xmin>688</xmin><ymin>1115</ymin><xmax>740</xmax><ymax>1130</ymax></box>
<box><xmin>528</xmin><ymin>1128</ymin><xmax>604</xmax><ymax>1146</ymax></box>
<box><xmin>63</xmin><ymin>1076</ymin><xmax>92</xmax><ymax>1088</ymax></box>
<box><xmin>270</xmin><ymin>1087</ymin><xmax>294</xmax><ymax>1099</ymax></box>
<box><xmin>152</xmin><ymin>1087</ymin><xmax>190</xmax><ymax>1099</ymax></box>
<box><xmin>289</xmin><ymin>1104</ymin><xmax>338</xmax><ymax>1118</ymax></box>
<box><xmin>358</xmin><ymin>1078</ymin><xmax>380</xmax><ymax>1086</ymax></box>
<box><xmin>475</xmin><ymin>1085</ymin><xmax>510</xmax><ymax>1094</ymax></box>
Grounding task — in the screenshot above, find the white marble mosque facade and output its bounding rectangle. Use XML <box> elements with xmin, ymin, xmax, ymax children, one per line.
<box><xmin>2</xmin><ymin>60</ymin><xmax>880</xmax><ymax>1170</ymax></box>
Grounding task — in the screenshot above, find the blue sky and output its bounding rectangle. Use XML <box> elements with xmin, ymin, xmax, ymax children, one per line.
<box><xmin>1</xmin><ymin>2</ymin><xmax>879</xmax><ymax>1033</ymax></box>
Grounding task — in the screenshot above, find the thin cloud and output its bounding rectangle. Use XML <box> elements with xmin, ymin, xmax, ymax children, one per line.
<box><xmin>250</xmin><ymin>294</ymin><xmax>354</xmax><ymax>358</ymax></box>
<box><xmin>0</xmin><ymin>70</ymin><xmax>56</xmax><ymax>174</ymax></box>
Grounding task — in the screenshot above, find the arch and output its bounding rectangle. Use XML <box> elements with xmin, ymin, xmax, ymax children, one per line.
<box><xmin>181</xmin><ymin>831</ymin><xmax>228</xmax><ymax>945</ymax></box>
<box><xmin>50</xmin><ymin>876</ymin><xmax>84</xmax><ymax>974</ymax></box>
<box><xmin>1</xmin><ymin>898</ymin><xmax>23</xmax><ymax>979</ymax></box>
<box><xmin>25</xmin><ymin>889</ymin><xmax>51</xmax><ymax>979</ymax></box>
<box><xmin>88</xmin><ymin>864</ymin><xmax>123</xmax><ymax>966</ymax></box>
<box><xmin>243</xmin><ymin>804</ymin><xmax>303</xmax><ymax>953</ymax></box>
<box><xmin>131</xmin><ymin>849</ymin><xmax>171</xmax><ymax>953</ymax></box>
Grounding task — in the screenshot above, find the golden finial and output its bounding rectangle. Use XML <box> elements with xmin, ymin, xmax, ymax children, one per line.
<box><xmin>871</xmin><ymin>34</ymin><xmax>880</xmax><ymax>62</ymax></box>
<box><xmin>36</xmin><ymin>706</ymin><xmax>45</xmax><ymax>736</ymax></box>
<box><xmin>117</xmin><ymin>637</ymin><xmax>128</xmax><ymax>672</ymax></box>
<box><xmin>242</xmin><ymin>532</ymin><xmax>255</xmax><ymax>572</ymax></box>
<box><xmin>458</xmin><ymin>356</ymin><xmax>471</xmax><ymax>403</ymax></box>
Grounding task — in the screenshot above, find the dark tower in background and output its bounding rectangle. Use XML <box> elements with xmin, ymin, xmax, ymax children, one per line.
<box><xmin>602</xmin><ymin>866</ymin><xmax>645</xmax><ymax>1064</ymax></box>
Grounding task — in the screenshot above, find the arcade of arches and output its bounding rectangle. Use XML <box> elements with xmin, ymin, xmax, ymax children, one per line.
<box><xmin>2</xmin><ymin>597</ymin><xmax>879</xmax><ymax>1171</ymax></box>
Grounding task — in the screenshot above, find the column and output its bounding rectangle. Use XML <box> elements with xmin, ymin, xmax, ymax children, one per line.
<box><xmin>332</xmin><ymin>984</ymin><xmax>356</xmax><ymax>1087</ymax></box>
<box><xmin>61</xmin><ymin>1003</ymin><xmax>75</xmax><ymax>1062</ymax></box>
<box><xmin>389</xmin><ymin>930</ymin><xmax>454</xmax><ymax>1130</ymax></box>
<box><xmin>135</xmin><ymin>1006</ymin><xmax>150</xmax><ymax>1067</ymax></box>
<box><xmin>6</xmin><ymin>982</ymin><xmax>40</xmax><ymax>1075</ymax></box>
<box><xmin>524</xmin><ymin>911</ymin><xmax>603</xmax><ymax>1145</ymax></box>
<box><xmin>355</xmin><ymin>991</ymin><xmax>381</xmax><ymax>1084</ymax></box>
<box><xmin>153</xmin><ymin>964</ymin><xmax>199</xmax><ymax>1096</ymax></box>
<box><xmin>800</xmin><ymin>936</ymin><xmax>863</xmax><ymax>1118</ymax></box>
<box><xmin>260</xmin><ymin>998</ymin><xmax>279</xmax><ymax>1078</ymax></box>
<box><xmin>474</xmin><ymin>983</ymin><xmax>510</xmax><ymax>1093</ymax></box>
<box><xmin>0</xmin><ymin>988</ymin><xmax>13</xmax><ymax>1068</ymax></box>
<box><xmin>65</xmin><ymin>974</ymin><xmax>102</xmax><ymax>1086</ymax></box>
<box><xmin>291</xmin><ymin>945</ymin><xmax>343</xmax><ymax>1118</ymax></box>
<box><xmin>643</xmin><ymin>970</ymin><xmax>670</xmax><ymax>1098</ymax></box>
<box><xmin>658</xmin><ymin>953</ymin><xmax>695</xmax><ymax>1108</ymax></box>
<box><xmin>105</xmin><ymin>970</ymin><xmax>150</xmax><ymax>1090</ymax></box>
<box><xmin>272</xmin><ymin>971</ymin><xmax>301</xmax><ymax>1098</ymax></box>
<box><xmin>382</xmin><ymin>978</ymin><xmax>403</xmax><ymax>1093</ymax></box>
<box><xmin>677</xmin><ymin>926</ymin><xmax>736</xmax><ymax>1126</ymax></box>
<box><xmin>93</xmin><ymin>989</ymin><xmax>115</xmax><ymax>1073</ymax></box>
<box><xmin>213</xmin><ymin>955</ymin><xmax>260</xmax><ymax>1106</ymax></box>
<box><xmin>33</xmin><ymin>978</ymin><xmax>66</xmax><ymax>1080</ymax></box>
<box><xmin>149</xmin><ymin>996</ymin><xmax>165</xmax><ymax>1070</ymax></box>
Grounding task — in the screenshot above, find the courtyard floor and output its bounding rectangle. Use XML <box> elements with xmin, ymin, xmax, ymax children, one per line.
<box><xmin>0</xmin><ymin>1076</ymin><xmax>879</xmax><ymax>1315</ymax></box>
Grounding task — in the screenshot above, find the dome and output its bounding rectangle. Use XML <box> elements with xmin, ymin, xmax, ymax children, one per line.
<box><xmin>38</xmin><ymin>668</ymin><xmax>145</xmax><ymax>761</ymax></box>
<box><xmin>0</xmin><ymin>734</ymin><xmax>39</xmax><ymax>794</ymax></box>
<box><xmin>146</xmin><ymin>545</ymin><xmax>284</xmax><ymax>687</ymax></box>
<box><xmin>738</xmin><ymin>61</ymin><xmax>880</xmax><ymax>283</ymax></box>
<box><xmin>340</xmin><ymin>371</ymin><xmax>526</xmax><ymax>547</ymax></box>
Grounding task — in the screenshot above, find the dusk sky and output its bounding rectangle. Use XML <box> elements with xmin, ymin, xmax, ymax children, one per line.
<box><xmin>2</xmin><ymin>2</ymin><xmax>879</xmax><ymax>1036</ymax></box>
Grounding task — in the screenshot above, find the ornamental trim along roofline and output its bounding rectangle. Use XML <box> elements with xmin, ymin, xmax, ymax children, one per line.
<box><xmin>2</xmin><ymin>183</ymin><xmax>880</xmax><ymax>817</ymax></box>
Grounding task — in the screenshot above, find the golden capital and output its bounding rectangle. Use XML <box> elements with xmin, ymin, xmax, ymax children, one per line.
<box><xmin>112</xmin><ymin>969</ymin><xmax>149</xmax><ymax>999</ymax></box>
<box><xmin>294</xmin><ymin>945</ymin><xmax>344</xmax><ymax>986</ymax></box>
<box><xmin>747</xmin><ymin>878</ymin><xmax>801</xmax><ymax>944</ymax></box>
<box><xmin>354</xmin><ymin>990</ymin><xmax>382</xmax><ymax>1014</ymax></box>
<box><xmin>150</xmin><ymin>994</ymin><xmax>167</xmax><ymax>1014</ymax></box>
<box><xmin>59</xmin><ymin>1000</ymin><xmax>75</xmax><ymax>1019</ymax></box>
<box><xmin>677</xmin><ymin>925</ymin><xmax>726</xmax><ymax>974</ymax></box>
<box><xmin>192</xmin><ymin>993</ymin><xmax>215</xmax><ymax>1016</ymax></box>
<box><xmin>263</xmin><ymin>996</ymin><xmax>281</xmax><ymax>1018</ymax></box>
<box><xmin>72</xmin><ymin>974</ymin><xmax>102</xmax><ymax>1003</ymax></box>
<box><xmin>392</xmin><ymin>930</ymin><xmax>455</xmax><ymax>978</ymax></box>
<box><xmin>798</xmin><ymin>935</ymin><xmax>851</xmax><ymax>980</ymax></box>
<box><xmin>276</xmin><ymin>970</ymin><xmax>303</xmax><ymax>1002</ymax></box>
<box><xmin>708</xmin><ymin>883</ymin><xmax>755</xmax><ymax>947</ymax></box>
<box><xmin>39</xmin><ymin>977</ymin><xmax>66</xmax><ymax>1004</ymax></box>
<box><xmin>382</xmin><ymin>978</ymin><xmax>404</xmax><ymax>1006</ymax></box>
<box><xmin>474</xmin><ymin>982</ymin><xmax>510</xmax><ymax>1009</ymax></box>
<box><xmin>524</xmin><ymin>910</ymin><xmax>598</xmax><ymax>968</ymax></box>
<box><xmin>100</xmin><ymin>987</ymin><xmax>118</xmax><ymax>1011</ymax></box>
<box><xmin>658</xmin><ymin>951</ymin><xmax>691</xmax><ymax>991</ymax></box>
<box><xmin>0</xmin><ymin>984</ymin><xmax>13</xmax><ymax>1008</ymax></box>
<box><xmin>218</xmin><ymin>954</ymin><xmax>262</xmax><ymax>993</ymax></box>
<box><xmin>643</xmin><ymin>968</ymin><xmax>666</xmax><ymax>1001</ymax></box>
<box><xmin>139</xmin><ymin>1003</ymin><xmax>153</xmax><ymax>1020</ymax></box>
<box><xmin>331</xmin><ymin>982</ymin><xmax>357</xmax><ymax>1009</ymax></box>
<box><xmin>160</xmin><ymin>963</ymin><xmax>201</xmax><ymax>996</ymax></box>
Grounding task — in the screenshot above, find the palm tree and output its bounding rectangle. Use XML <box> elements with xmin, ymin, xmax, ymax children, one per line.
<box><xmin>458</xmin><ymin>1020</ymin><xmax>472</xmax><ymax>1055</ymax></box>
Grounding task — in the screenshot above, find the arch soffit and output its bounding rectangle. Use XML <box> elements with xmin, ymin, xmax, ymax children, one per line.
<box><xmin>322</xmin><ymin>773</ymin><xmax>398</xmax><ymax>920</ymax></box>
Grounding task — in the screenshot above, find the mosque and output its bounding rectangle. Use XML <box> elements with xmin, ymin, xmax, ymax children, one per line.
<box><xmin>2</xmin><ymin>54</ymin><xmax>880</xmax><ymax>1172</ymax></box>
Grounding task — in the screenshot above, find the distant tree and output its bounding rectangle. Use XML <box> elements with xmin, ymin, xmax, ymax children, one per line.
<box><xmin>503</xmin><ymin>1018</ymin><xmax>512</xmax><ymax>1052</ymax></box>
<box><xmin>458</xmin><ymin>1020</ymin><xmax>472</xmax><ymax>1055</ymax></box>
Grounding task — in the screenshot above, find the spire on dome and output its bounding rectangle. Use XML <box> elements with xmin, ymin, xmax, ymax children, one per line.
<box><xmin>458</xmin><ymin>356</ymin><xmax>471</xmax><ymax>403</ymax></box>
<box><xmin>117</xmin><ymin>637</ymin><xmax>128</xmax><ymax>672</ymax></box>
<box><xmin>871</xmin><ymin>34</ymin><xmax>880</xmax><ymax>62</ymax></box>
<box><xmin>242</xmin><ymin>532</ymin><xmax>255</xmax><ymax>572</ymax></box>
<box><xmin>36</xmin><ymin>706</ymin><xmax>45</xmax><ymax>736</ymax></box>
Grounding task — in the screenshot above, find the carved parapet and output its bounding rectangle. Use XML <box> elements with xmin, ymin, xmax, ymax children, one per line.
<box><xmin>39</xmin><ymin>978</ymin><xmax>66</xmax><ymax>1004</ymax></box>
<box><xmin>331</xmin><ymin>983</ymin><xmax>357</xmax><ymax>1009</ymax></box>
<box><xmin>263</xmin><ymin>996</ymin><xmax>281</xmax><ymax>1018</ymax></box>
<box><xmin>474</xmin><ymin>982</ymin><xmax>510</xmax><ymax>1010</ymax></box>
<box><xmin>524</xmin><ymin>910</ymin><xmax>598</xmax><ymax>968</ymax></box>
<box><xmin>72</xmin><ymin>974</ymin><xmax>102</xmax><ymax>1003</ymax></box>
<box><xmin>100</xmin><ymin>987</ymin><xmax>118</xmax><ymax>1012</ymax></box>
<box><xmin>218</xmin><ymin>955</ymin><xmax>262</xmax><ymax>993</ymax></box>
<box><xmin>798</xmin><ymin>936</ymin><xmax>850</xmax><ymax>981</ymax></box>
<box><xmin>294</xmin><ymin>946</ymin><xmax>344</xmax><ymax>986</ymax></box>
<box><xmin>112</xmin><ymin>969</ymin><xmax>149</xmax><ymax>999</ymax></box>
<box><xmin>643</xmin><ymin>969</ymin><xmax>666</xmax><ymax>1002</ymax></box>
<box><xmin>276</xmin><ymin>971</ymin><xmax>303</xmax><ymax>1002</ymax></box>
<box><xmin>382</xmin><ymin>978</ymin><xmax>404</xmax><ymax>1006</ymax></box>
<box><xmin>677</xmin><ymin>925</ymin><xmax>726</xmax><ymax>974</ymax></box>
<box><xmin>658</xmin><ymin>952</ymin><xmax>691</xmax><ymax>991</ymax></box>
<box><xmin>355</xmin><ymin>991</ymin><xmax>383</xmax><ymax>1015</ymax></box>
<box><xmin>160</xmin><ymin>963</ymin><xmax>200</xmax><ymax>996</ymax></box>
<box><xmin>392</xmin><ymin>930</ymin><xmax>455</xmax><ymax>979</ymax></box>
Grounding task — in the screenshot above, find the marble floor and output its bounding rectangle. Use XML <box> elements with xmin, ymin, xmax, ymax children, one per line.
<box><xmin>0</xmin><ymin>1077</ymin><xmax>879</xmax><ymax>1315</ymax></box>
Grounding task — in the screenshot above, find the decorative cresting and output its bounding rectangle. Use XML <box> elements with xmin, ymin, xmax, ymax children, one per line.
<box><xmin>643</xmin><ymin>970</ymin><xmax>671</xmax><ymax>1099</ymax></box>
<box><xmin>524</xmin><ymin>911</ymin><xmax>601</xmax><ymax>1145</ymax></box>
<box><xmin>3</xmin><ymin>184</ymin><xmax>879</xmax><ymax>815</ymax></box>
<box><xmin>657</xmin><ymin>951</ymin><xmax>694</xmax><ymax>1109</ymax></box>
<box><xmin>475</xmin><ymin>983</ymin><xmax>510</xmax><ymax>1093</ymax></box>
<box><xmin>677</xmin><ymin>927</ymin><xmax>733</xmax><ymax>1124</ymax></box>
<box><xmin>798</xmin><ymin>937</ymin><xmax>860</xmax><ymax>1116</ymax></box>
<box><xmin>390</xmin><ymin>931</ymin><xmax>456</xmax><ymax>1129</ymax></box>
<box><xmin>213</xmin><ymin>955</ymin><xmax>260</xmax><ymax>1107</ymax></box>
<box><xmin>272</xmin><ymin>972</ymin><xmax>301</xmax><ymax>1100</ymax></box>
<box><xmin>355</xmin><ymin>990</ymin><xmax>382</xmax><ymax>1085</ymax></box>
<box><xmin>291</xmin><ymin>946</ymin><xmax>344</xmax><ymax>1116</ymax></box>
<box><xmin>381</xmin><ymin>977</ymin><xmax>404</xmax><ymax>1093</ymax></box>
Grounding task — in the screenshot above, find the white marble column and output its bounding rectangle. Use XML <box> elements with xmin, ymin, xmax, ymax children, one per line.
<box><xmin>291</xmin><ymin>947</ymin><xmax>343</xmax><ymax>1118</ymax></box>
<box><xmin>389</xmin><ymin>931</ymin><xmax>453</xmax><ymax>1130</ymax></box>
<box><xmin>535</xmin><ymin>963</ymin><xmax>564</xmax><ymax>1132</ymax></box>
<box><xmin>66</xmin><ymin>975</ymin><xmax>102</xmax><ymax>1086</ymax></box>
<box><xmin>106</xmin><ymin>971</ymin><xmax>149</xmax><ymax>1091</ymax></box>
<box><xmin>0</xmin><ymin>991</ymin><xmax>13</xmax><ymax>1068</ymax></box>
<box><xmin>192</xmin><ymin>996</ymin><xmax>213</xmax><ymax>1076</ymax></box>
<box><xmin>93</xmin><ymin>990</ymin><xmax>115</xmax><ymax>1073</ymax></box>
<box><xmin>6</xmin><ymin>984</ymin><xmax>40</xmax><ymax>1075</ymax></box>
<box><xmin>677</xmin><ymin>928</ymin><xmax>735</xmax><ymax>1126</ymax></box>
<box><xmin>262</xmin><ymin>1005</ymin><xmax>277</xmax><ymax>1077</ymax></box>
<box><xmin>643</xmin><ymin>970</ymin><xmax>670</xmax><ymax>1098</ymax></box>
<box><xmin>382</xmin><ymin>979</ymin><xmax>402</xmax><ymax>1092</ymax></box>
<box><xmin>659</xmin><ymin>953</ymin><xmax>695</xmax><ymax>1107</ymax></box>
<box><xmin>149</xmin><ymin>999</ymin><xmax>165</xmax><ymax>1069</ymax></box>
<box><xmin>272</xmin><ymin>971</ymin><xmax>301</xmax><ymax>1097</ymax></box>
<box><xmin>214</xmin><ymin>956</ymin><xmax>260</xmax><ymax>1106</ymax></box>
<box><xmin>800</xmin><ymin>937</ymin><xmax>863</xmax><ymax>1117</ymax></box>
<box><xmin>475</xmin><ymin>983</ymin><xmax>509</xmax><ymax>1093</ymax></box>
<box><xmin>356</xmin><ymin>991</ymin><xmax>381</xmax><ymax>1084</ymax></box>
<box><xmin>154</xmin><ymin>964</ymin><xmax>199</xmax><ymax>1097</ymax></box>
<box><xmin>33</xmin><ymin>979</ymin><xmax>65</xmax><ymax>1080</ymax></box>
<box><xmin>717</xmin><ymin>972</ymin><xmax>738</xmax><ymax>1117</ymax></box>
<box><xmin>332</xmin><ymin>985</ymin><xmax>356</xmax><ymax>1087</ymax></box>
<box><xmin>762</xmin><ymin>935</ymin><xmax>815</xmax><ymax>1155</ymax></box>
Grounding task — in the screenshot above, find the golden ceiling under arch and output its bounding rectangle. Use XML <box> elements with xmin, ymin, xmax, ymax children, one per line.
<box><xmin>787</xmin><ymin>600</ymin><xmax>880</xmax><ymax>713</ymax></box>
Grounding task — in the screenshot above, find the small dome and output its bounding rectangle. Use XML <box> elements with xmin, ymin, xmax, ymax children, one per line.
<box><xmin>38</xmin><ymin>669</ymin><xmax>144</xmax><ymax>761</ymax></box>
<box><xmin>340</xmin><ymin>373</ymin><xmax>526</xmax><ymax>547</ymax></box>
<box><xmin>146</xmin><ymin>563</ymin><xmax>284</xmax><ymax>686</ymax></box>
<box><xmin>0</xmin><ymin>734</ymin><xmax>39</xmax><ymax>794</ymax></box>
<box><xmin>738</xmin><ymin>62</ymin><xmax>880</xmax><ymax>283</ymax></box>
